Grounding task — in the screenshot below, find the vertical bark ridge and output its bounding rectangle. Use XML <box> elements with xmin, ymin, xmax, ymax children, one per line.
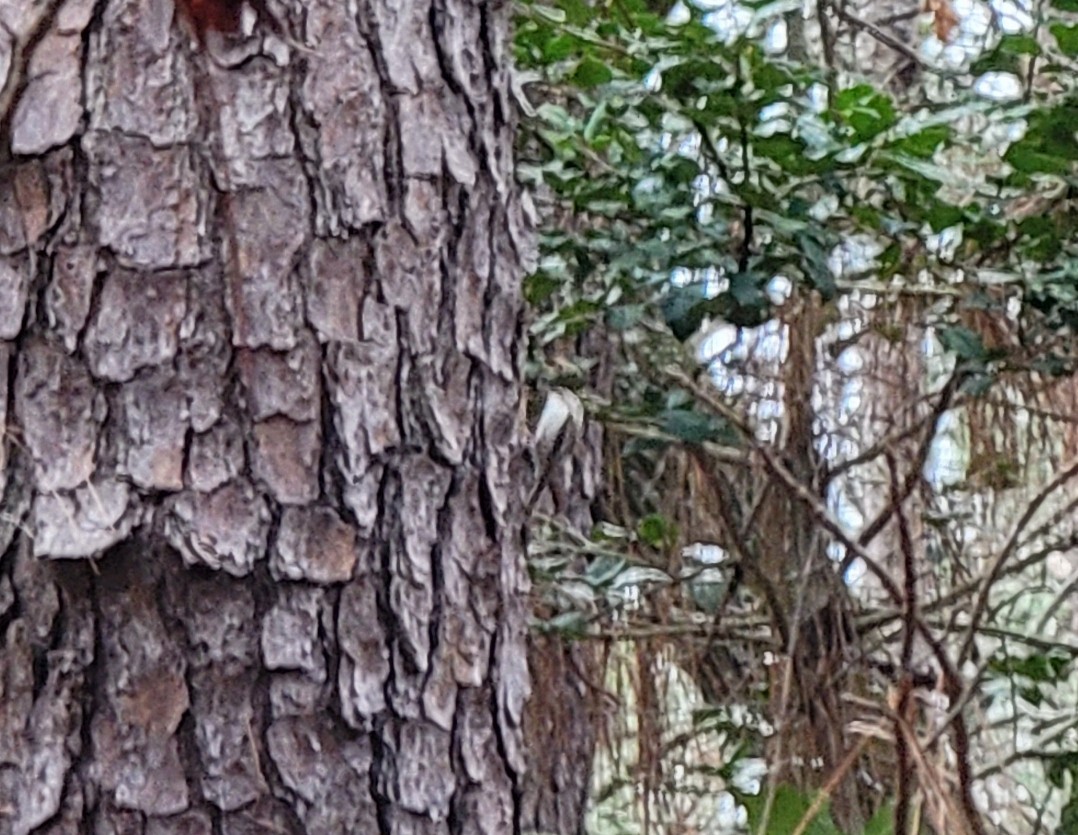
<box><xmin>0</xmin><ymin>0</ymin><xmax>531</xmax><ymax>833</ymax></box>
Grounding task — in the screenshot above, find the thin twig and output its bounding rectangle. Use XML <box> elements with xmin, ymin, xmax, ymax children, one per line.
<box><xmin>666</xmin><ymin>365</ymin><xmax>906</xmax><ymax>606</ymax></box>
<box><xmin>790</xmin><ymin>734</ymin><xmax>872</xmax><ymax>835</ymax></box>
<box><xmin>832</xmin><ymin>5</ymin><xmax>927</xmax><ymax>68</ymax></box>
<box><xmin>851</xmin><ymin>370</ymin><xmax>964</xmax><ymax>561</ymax></box>
<box><xmin>890</xmin><ymin>451</ymin><xmax>918</xmax><ymax>835</ymax></box>
<box><xmin>958</xmin><ymin>457</ymin><xmax>1078</xmax><ymax>665</ymax></box>
<box><xmin>823</xmin><ymin>384</ymin><xmax>968</xmax><ymax>488</ymax></box>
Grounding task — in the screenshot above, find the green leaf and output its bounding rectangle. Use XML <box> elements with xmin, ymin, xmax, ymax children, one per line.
<box><xmin>835</xmin><ymin>84</ymin><xmax>897</xmax><ymax>141</ymax></box>
<box><xmin>637</xmin><ymin>514</ymin><xmax>676</xmax><ymax>548</ymax></box>
<box><xmin>1004</xmin><ymin>101</ymin><xmax>1078</xmax><ymax>181</ymax></box>
<box><xmin>555</xmin><ymin>0</ymin><xmax>593</xmax><ymax>25</ymax></box>
<box><xmin>1004</xmin><ymin>142</ymin><xmax>1072</xmax><ymax>175</ymax></box>
<box><xmin>571</xmin><ymin>56</ymin><xmax>614</xmax><ymax>88</ymax></box>
<box><xmin>1063</xmin><ymin>791</ymin><xmax>1078</xmax><ymax>832</ymax></box>
<box><xmin>938</xmin><ymin>326</ymin><xmax>987</xmax><ymax>363</ymax></box>
<box><xmin>719</xmin><ymin>271</ymin><xmax>771</xmax><ymax>327</ymax></box>
<box><xmin>690</xmin><ymin>577</ymin><xmax>728</xmax><ymax>614</ymax></box>
<box><xmin>862</xmin><ymin>802</ymin><xmax>895</xmax><ymax>835</ymax></box>
<box><xmin>988</xmin><ymin>651</ymin><xmax>1072</xmax><ymax>682</ymax></box>
<box><xmin>611</xmin><ymin>565</ymin><xmax>672</xmax><ymax>588</ymax></box>
<box><xmin>534</xmin><ymin>611</ymin><xmax>589</xmax><ymax>636</ymax></box>
<box><xmin>925</xmin><ymin>202</ymin><xmax>963</xmax><ymax>232</ymax></box>
<box><xmin>584</xmin><ymin>554</ymin><xmax>627</xmax><ymax>586</ymax></box>
<box><xmin>535</xmin><ymin>102</ymin><xmax>575</xmax><ymax>131</ymax></box>
<box><xmin>661</xmin><ymin>283</ymin><xmax>710</xmax><ymax>340</ymax></box>
<box><xmin>528</xmin><ymin>4</ymin><xmax>567</xmax><ymax>23</ymax></box>
<box><xmin>542</xmin><ymin>33</ymin><xmax>582</xmax><ymax>62</ymax></box>
<box><xmin>606</xmin><ymin>303</ymin><xmax>645</xmax><ymax>330</ymax></box>
<box><xmin>1051</xmin><ymin>23</ymin><xmax>1078</xmax><ymax>56</ymax></box>
<box><xmin>752</xmin><ymin>56</ymin><xmax>798</xmax><ymax>91</ymax></box>
<box><xmin>961</xmin><ymin>371</ymin><xmax>995</xmax><ymax>396</ymax></box>
<box><xmin>741</xmin><ymin>785</ymin><xmax>841</xmax><ymax>834</ymax></box>
<box><xmin>882</xmin><ymin>152</ymin><xmax>954</xmax><ymax>184</ymax></box>
<box><xmin>970</xmin><ymin>34</ymin><xmax>1041</xmax><ymax>73</ymax></box>
<box><xmin>583</xmin><ymin>100</ymin><xmax>609</xmax><ymax>143</ymax></box>
<box><xmin>877</xmin><ymin>242</ymin><xmax>901</xmax><ymax>279</ymax></box>
<box><xmin>797</xmin><ymin>231</ymin><xmax>836</xmax><ymax>299</ymax></box>
<box><xmin>660</xmin><ymin>408</ymin><xmax>734</xmax><ymax>444</ymax></box>
<box><xmin>1048</xmin><ymin>751</ymin><xmax>1078</xmax><ymax>789</ymax></box>
<box><xmin>1032</xmin><ymin>353</ymin><xmax>1069</xmax><ymax>376</ymax></box>
<box><xmin>1018</xmin><ymin>214</ymin><xmax>1063</xmax><ymax>261</ymax></box>
<box><xmin>1020</xmin><ymin>685</ymin><xmax>1044</xmax><ymax>706</ymax></box>
<box><xmin>754</xmin><ymin>135</ymin><xmax>827</xmax><ymax>175</ymax></box>
<box><xmin>556</xmin><ymin>297</ymin><xmax>602</xmax><ymax>328</ymax></box>
<box><xmin>887</xmin><ymin>125</ymin><xmax>951</xmax><ymax>159</ymax></box>
<box><xmin>525</xmin><ymin>272</ymin><xmax>563</xmax><ymax>305</ymax></box>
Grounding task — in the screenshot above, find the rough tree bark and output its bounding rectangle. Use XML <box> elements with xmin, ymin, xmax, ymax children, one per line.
<box><xmin>0</xmin><ymin>1</ymin><xmax>534</xmax><ymax>833</ymax></box>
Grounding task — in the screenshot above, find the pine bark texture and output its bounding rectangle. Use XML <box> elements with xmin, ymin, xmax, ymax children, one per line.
<box><xmin>0</xmin><ymin>1</ymin><xmax>533</xmax><ymax>833</ymax></box>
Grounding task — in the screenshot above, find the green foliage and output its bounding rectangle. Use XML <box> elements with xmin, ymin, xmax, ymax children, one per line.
<box><xmin>739</xmin><ymin>785</ymin><xmax>841</xmax><ymax>834</ymax></box>
<box><xmin>862</xmin><ymin>803</ymin><xmax>895</xmax><ymax>835</ymax></box>
<box><xmin>636</xmin><ymin>513</ymin><xmax>677</xmax><ymax>547</ymax></box>
<box><xmin>659</xmin><ymin>406</ymin><xmax>736</xmax><ymax>444</ymax></box>
<box><xmin>516</xmin><ymin>0</ymin><xmax>1078</xmax><ymax>830</ymax></box>
<box><xmin>970</xmin><ymin>34</ymin><xmax>1041</xmax><ymax>74</ymax></box>
<box><xmin>1004</xmin><ymin>100</ymin><xmax>1078</xmax><ymax>176</ymax></box>
<box><xmin>833</xmin><ymin>84</ymin><xmax>897</xmax><ymax>141</ymax></box>
<box><xmin>987</xmin><ymin>650</ymin><xmax>1073</xmax><ymax>707</ymax></box>
<box><xmin>937</xmin><ymin>325</ymin><xmax>989</xmax><ymax>364</ymax></box>
<box><xmin>517</xmin><ymin>3</ymin><xmax>1078</xmax><ymax>378</ymax></box>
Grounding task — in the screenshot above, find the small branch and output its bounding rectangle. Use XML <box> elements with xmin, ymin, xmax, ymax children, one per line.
<box><xmin>590</xmin><ymin>622</ymin><xmax>776</xmax><ymax>643</ymax></box>
<box><xmin>666</xmin><ymin>366</ymin><xmax>907</xmax><ymax>607</ymax></box>
<box><xmin>791</xmin><ymin>735</ymin><xmax>872</xmax><ymax>835</ymax></box>
<box><xmin>891</xmin><ymin>452</ymin><xmax>918</xmax><ymax>674</ymax></box>
<box><xmin>604</xmin><ymin>420</ymin><xmax>750</xmax><ymax>465</ymax></box>
<box><xmin>976</xmin><ymin>625</ymin><xmax>1078</xmax><ymax>656</ymax></box>
<box><xmin>851</xmin><ymin>370</ymin><xmax>964</xmax><ymax>559</ymax></box>
<box><xmin>666</xmin><ymin>373</ymin><xmax>986</xmax><ymax>833</ymax></box>
<box><xmin>815</xmin><ymin>0</ymin><xmax>837</xmax><ymax>75</ymax></box>
<box><xmin>832</xmin><ymin>279</ymin><xmax>966</xmax><ymax>297</ymax></box>
<box><xmin>832</xmin><ymin>5</ymin><xmax>927</xmax><ymax>68</ymax></box>
<box><xmin>958</xmin><ymin>457</ymin><xmax>1078</xmax><ymax>665</ymax></box>
<box><xmin>823</xmin><ymin>385</ymin><xmax>964</xmax><ymax>488</ymax></box>
<box><xmin>858</xmin><ymin>535</ymin><xmax>1078</xmax><ymax>633</ymax></box>
<box><xmin>874</xmin><ymin>9</ymin><xmax>923</xmax><ymax>26</ymax></box>
<box><xmin>889</xmin><ymin>450</ymin><xmax>917</xmax><ymax>835</ymax></box>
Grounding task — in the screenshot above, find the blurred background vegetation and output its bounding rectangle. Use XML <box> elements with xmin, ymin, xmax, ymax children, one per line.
<box><xmin>513</xmin><ymin>0</ymin><xmax>1078</xmax><ymax>832</ymax></box>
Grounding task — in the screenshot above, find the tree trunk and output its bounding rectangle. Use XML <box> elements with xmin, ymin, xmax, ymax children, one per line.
<box><xmin>0</xmin><ymin>1</ymin><xmax>533</xmax><ymax>833</ymax></box>
<box><xmin>756</xmin><ymin>298</ymin><xmax>867</xmax><ymax>832</ymax></box>
<box><xmin>520</xmin><ymin>393</ymin><xmax>606</xmax><ymax>835</ymax></box>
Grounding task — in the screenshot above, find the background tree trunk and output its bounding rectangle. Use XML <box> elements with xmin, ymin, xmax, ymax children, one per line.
<box><xmin>520</xmin><ymin>387</ymin><xmax>605</xmax><ymax>835</ymax></box>
<box><xmin>0</xmin><ymin>1</ymin><xmax>533</xmax><ymax>833</ymax></box>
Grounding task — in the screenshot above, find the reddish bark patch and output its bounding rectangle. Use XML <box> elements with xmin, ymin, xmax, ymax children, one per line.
<box><xmin>175</xmin><ymin>0</ymin><xmax>245</xmax><ymax>42</ymax></box>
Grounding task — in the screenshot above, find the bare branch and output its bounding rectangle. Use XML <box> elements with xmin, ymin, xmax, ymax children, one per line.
<box><xmin>958</xmin><ymin>457</ymin><xmax>1078</xmax><ymax>665</ymax></box>
<box><xmin>832</xmin><ymin>5</ymin><xmax>927</xmax><ymax>68</ymax></box>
